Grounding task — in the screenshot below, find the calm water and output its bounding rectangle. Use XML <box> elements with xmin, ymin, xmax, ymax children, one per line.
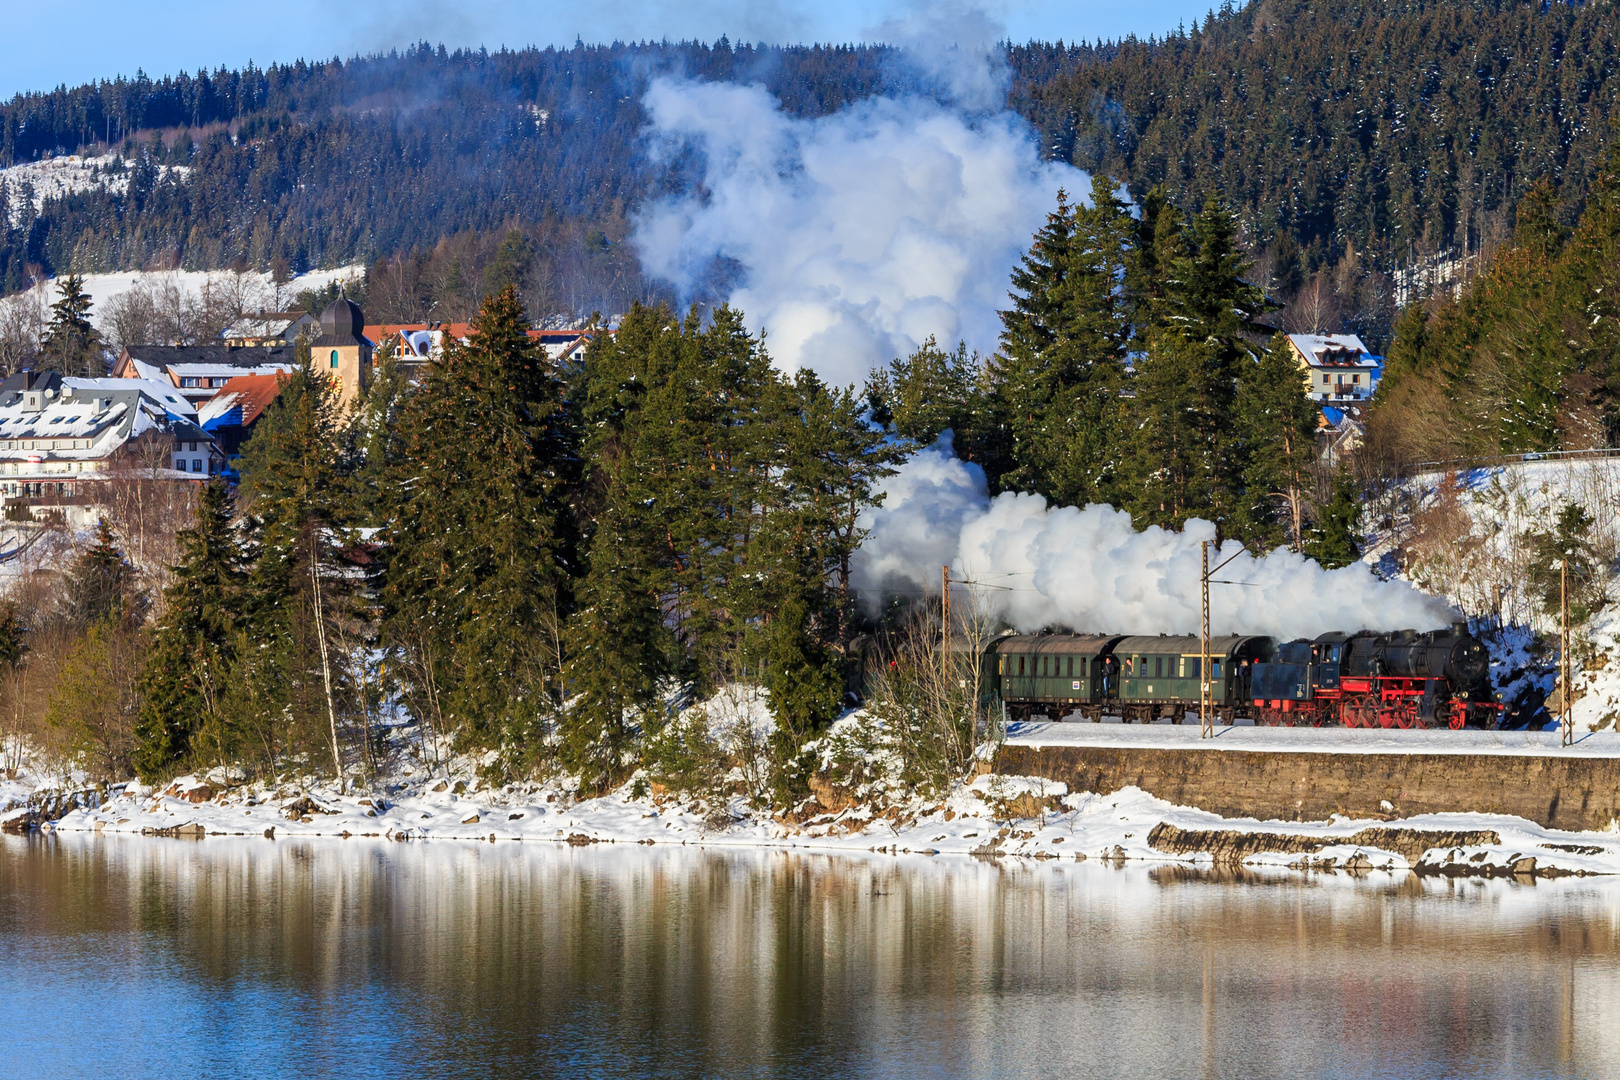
<box><xmin>4</xmin><ymin>836</ymin><xmax>1620</xmax><ymax>1079</ymax></box>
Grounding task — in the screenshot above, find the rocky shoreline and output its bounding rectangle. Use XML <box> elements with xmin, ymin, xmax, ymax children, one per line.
<box><xmin>5</xmin><ymin>767</ymin><xmax>1618</xmax><ymax>880</ymax></box>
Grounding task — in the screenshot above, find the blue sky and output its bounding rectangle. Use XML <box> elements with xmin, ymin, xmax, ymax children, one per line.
<box><xmin>0</xmin><ymin>0</ymin><xmax>1222</xmax><ymax>98</ymax></box>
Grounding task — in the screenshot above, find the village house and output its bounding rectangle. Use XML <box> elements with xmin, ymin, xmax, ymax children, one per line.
<box><xmin>224</xmin><ymin>309</ymin><xmax>316</xmax><ymax>346</ymax></box>
<box><xmin>0</xmin><ymin>371</ymin><xmax>216</xmax><ymax>525</ymax></box>
<box><xmin>112</xmin><ymin>343</ymin><xmax>299</xmax><ymax>406</ymax></box>
<box><xmin>1287</xmin><ymin>333</ymin><xmax>1382</xmax><ymax>403</ymax></box>
<box><xmin>197</xmin><ymin>371</ymin><xmax>288</xmax><ymax>473</ymax></box>
<box><xmin>363</xmin><ymin>322</ymin><xmax>597</xmax><ymax>379</ymax></box>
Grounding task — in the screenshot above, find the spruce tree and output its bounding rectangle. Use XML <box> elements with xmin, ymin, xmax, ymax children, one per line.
<box><xmin>383</xmin><ymin>286</ymin><xmax>576</xmax><ymax>756</ymax></box>
<box><xmin>134</xmin><ymin>480</ymin><xmax>246</xmax><ymax>781</ymax></box>
<box><xmin>41</xmin><ymin>274</ymin><xmax>101</xmax><ymax>376</ymax></box>
<box><xmin>64</xmin><ymin>519</ymin><xmax>142</xmax><ymax>630</ymax></box>
<box><xmin>1233</xmin><ymin>335</ymin><xmax>1323</xmax><ymax>548</ymax></box>
<box><xmin>236</xmin><ymin>343</ymin><xmax>358</xmax><ymax>776</ymax></box>
<box><xmin>1120</xmin><ymin>327</ymin><xmax>1216</xmax><ymax>527</ymax></box>
<box><xmin>1304</xmin><ymin>468</ymin><xmax>1362</xmax><ymax>569</ymax></box>
<box><xmin>993</xmin><ymin>176</ymin><xmax>1136</xmax><ymax>503</ymax></box>
<box><xmin>563</xmin><ymin>306</ymin><xmax>677</xmax><ymax>786</ymax></box>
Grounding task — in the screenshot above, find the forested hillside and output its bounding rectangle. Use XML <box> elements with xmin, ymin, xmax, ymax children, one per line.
<box><xmin>1025</xmin><ymin>0</ymin><xmax>1620</xmax><ymax>271</ymax></box>
<box><xmin>4</xmin><ymin>0</ymin><xmax>1620</xmax><ymax>326</ymax></box>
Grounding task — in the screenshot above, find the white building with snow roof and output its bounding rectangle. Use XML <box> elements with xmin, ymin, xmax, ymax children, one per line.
<box><xmin>0</xmin><ymin>371</ymin><xmax>217</xmax><ymax>524</ymax></box>
<box><xmin>1286</xmin><ymin>333</ymin><xmax>1382</xmax><ymax>403</ymax></box>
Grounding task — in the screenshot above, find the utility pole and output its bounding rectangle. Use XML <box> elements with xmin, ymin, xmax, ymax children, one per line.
<box><xmin>1201</xmin><ymin>541</ymin><xmax>1213</xmax><ymax>738</ymax></box>
<box><xmin>942</xmin><ymin>565</ymin><xmax>951</xmax><ymax>687</ymax></box>
<box><xmin>1560</xmin><ymin>558</ymin><xmax>1571</xmax><ymax>745</ymax></box>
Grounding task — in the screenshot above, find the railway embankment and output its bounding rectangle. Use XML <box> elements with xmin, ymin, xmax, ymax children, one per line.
<box><xmin>996</xmin><ymin>724</ymin><xmax>1620</xmax><ymax>831</ymax></box>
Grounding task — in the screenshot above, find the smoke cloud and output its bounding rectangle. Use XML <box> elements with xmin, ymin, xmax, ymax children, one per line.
<box><xmin>852</xmin><ymin>438</ymin><xmax>1456</xmax><ymax>640</ymax></box>
<box><xmin>631</xmin><ymin>13</ymin><xmax>1087</xmax><ymax>388</ymax></box>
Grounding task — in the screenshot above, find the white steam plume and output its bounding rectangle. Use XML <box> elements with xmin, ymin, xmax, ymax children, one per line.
<box><xmin>852</xmin><ymin>438</ymin><xmax>1457</xmax><ymax>640</ymax></box>
<box><xmin>632</xmin><ymin>11</ymin><xmax>1087</xmax><ymax>388</ymax></box>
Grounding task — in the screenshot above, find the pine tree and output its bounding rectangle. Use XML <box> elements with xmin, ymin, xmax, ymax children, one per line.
<box><xmin>41</xmin><ymin>274</ymin><xmax>101</xmax><ymax>376</ymax></box>
<box><xmin>1527</xmin><ymin>502</ymin><xmax>1607</xmax><ymax>625</ymax></box>
<box><xmin>1120</xmin><ymin>327</ymin><xmax>1216</xmax><ymax>527</ymax></box>
<box><xmin>235</xmin><ymin>343</ymin><xmax>358</xmax><ymax>776</ymax></box>
<box><xmin>1304</xmin><ymin>468</ymin><xmax>1362</xmax><ymax>569</ymax></box>
<box><xmin>561</xmin><ymin>303</ymin><xmax>692</xmax><ymax>785</ymax></box>
<box><xmin>134</xmin><ymin>480</ymin><xmax>246</xmax><ymax>781</ymax></box>
<box><xmin>993</xmin><ymin>177</ymin><xmax>1136</xmax><ymax>503</ymax></box>
<box><xmin>383</xmin><ymin>286</ymin><xmax>576</xmax><ymax>756</ymax></box>
<box><xmin>1121</xmin><ymin>196</ymin><xmax>1272</xmax><ymax>531</ymax></box>
<box><xmin>64</xmin><ymin>519</ymin><xmax>143</xmax><ymax>630</ymax></box>
<box><xmin>1233</xmin><ymin>335</ymin><xmax>1322</xmax><ymax>548</ymax></box>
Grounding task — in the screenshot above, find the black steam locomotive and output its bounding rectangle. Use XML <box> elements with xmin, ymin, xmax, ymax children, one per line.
<box><xmin>991</xmin><ymin>624</ymin><xmax>1501</xmax><ymax>729</ymax></box>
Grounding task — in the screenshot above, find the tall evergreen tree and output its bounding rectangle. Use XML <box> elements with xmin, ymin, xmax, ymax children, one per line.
<box><xmin>235</xmin><ymin>343</ymin><xmax>359</xmax><ymax>776</ymax></box>
<box><xmin>1233</xmin><ymin>335</ymin><xmax>1323</xmax><ymax>548</ymax></box>
<box><xmin>383</xmin><ymin>286</ymin><xmax>576</xmax><ymax>756</ymax></box>
<box><xmin>994</xmin><ymin>176</ymin><xmax>1136</xmax><ymax>503</ymax></box>
<box><xmin>64</xmin><ymin>519</ymin><xmax>142</xmax><ymax>630</ymax></box>
<box><xmin>41</xmin><ymin>273</ymin><xmax>101</xmax><ymax>376</ymax></box>
<box><xmin>1122</xmin><ymin>196</ymin><xmax>1271</xmax><ymax>532</ymax></box>
<box><xmin>1303</xmin><ymin>468</ymin><xmax>1362</xmax><ymax>569</ymax></box>
<box><xmin>134</xmin><ymin>480</ymin><xmax>246</xmax><ymax>781</ymax></box>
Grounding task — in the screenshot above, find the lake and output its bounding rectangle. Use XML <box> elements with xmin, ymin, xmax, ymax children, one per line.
<box><xmin>3</xmin><ymin>835</ymin><xmax>1619</xmax><ymax>1079</ymax></box>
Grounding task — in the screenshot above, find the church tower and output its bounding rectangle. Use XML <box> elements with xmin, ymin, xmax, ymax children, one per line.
<box><xmin>313</xmin><ymin>294</ymin><xmax>372</xmax><ymax>409</ymax></box>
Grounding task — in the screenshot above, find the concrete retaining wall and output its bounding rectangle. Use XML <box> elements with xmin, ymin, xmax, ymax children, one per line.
<box><xmin>993</xmin><ymin>743</ymin><xmax>1620</xmax><ymax>831</ymax></box>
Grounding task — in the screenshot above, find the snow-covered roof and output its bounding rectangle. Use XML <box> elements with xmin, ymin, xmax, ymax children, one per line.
<box><xmin>1287</xmin><ymin>333</ymin><xmax>1378</xmax><ymax>368</ymax></box>
<box><xmin>197</xmin><ymin>372</ymin><xmax>287</xmax><ymax>430</ymax></box>
<box><xmin>0</xmin><ymin>380</ymin><xmax>209</xmax><ymax>464</ymax></box>
<box><xmin>63</xmin><ymin>377</ymin><xmax>195</xmax><ymax>416</ymax></box>
<box><xmin>167</xmin><ymin>362</ymin><xmax>294</xmax><ymax>380</ymax></box>
<box><xmin>121</xmin><ymin>356</ymin><xmax>166</xmax><ymax>383</ymax></box>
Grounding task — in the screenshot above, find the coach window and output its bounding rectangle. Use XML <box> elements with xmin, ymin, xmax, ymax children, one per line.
<box><xmin>1018</xmin><ymin>656</ymin><xmax>1025</xmax><ymax>676</ymax></box>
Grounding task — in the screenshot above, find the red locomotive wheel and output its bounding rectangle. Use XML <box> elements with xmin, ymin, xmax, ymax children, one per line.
<box><xmin>1448</xmin><ymin>703</ymin><xmax>1467</xmax><ymax>730</ymax></box>
<box><xmin>1341</xmin><ymin>709</ymin><xmax>1359</xmax><ymax>729</ymax></box>
<box><xmin>1378</xmin><ymin>707</ymin><xmax>1397</xmax><ymax>729</ymax></box>
<box><xmin>1396</xmin><ymin>704</ymin><xmax>1418</xmax><ymax>730</ymax></box>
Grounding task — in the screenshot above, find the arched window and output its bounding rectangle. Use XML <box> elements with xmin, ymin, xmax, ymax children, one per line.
<box><xmin>330</xmin><ymin>350</ymin><xmax>340</xmax><ymax>369</ymax></box>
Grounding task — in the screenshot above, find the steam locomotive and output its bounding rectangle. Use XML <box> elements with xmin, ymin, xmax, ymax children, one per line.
<box><xmin>990</xmin><ymin>624</ymin><xmax>1502</xmax><ymax>729</ymax></box>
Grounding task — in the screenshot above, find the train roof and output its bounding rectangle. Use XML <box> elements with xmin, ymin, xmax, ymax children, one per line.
<box><xmin>992</xmin><ymin>634</ymin><xmax>1125</xmax><ymax>655</ymax></box>
<box><xmin>1112</xmin><ymin>634</ymin><xmax>1265</xmax><ymax>656</ymax></box>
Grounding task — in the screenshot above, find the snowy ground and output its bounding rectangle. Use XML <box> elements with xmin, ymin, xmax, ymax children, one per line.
<box><xmin>7</xmin><ymin>265</ymin><xmax>366</xmax><ymax>328</ymax></box>
<box><xmin>6</xmin><ymin>701</ymin><xmax>1620</xmax><ymax>879</ymax></box>
<box><xmin>0</xmin><ymin>153</ymin><xmax>186</xmax><ymax>222</ymax></box>
<box><xmin>7</xmin><ymin>765</ymin><xmax>1612</xmax><ymax>879</ymax></box>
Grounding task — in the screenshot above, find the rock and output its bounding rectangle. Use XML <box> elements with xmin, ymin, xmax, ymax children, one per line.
<box><xmin>431</xmin><ymin>781</ymin><xmax>449</xmax><ymax>792</ymax></box>
<box><xmin>263</xmin><ymin>827</ymin><xmax>275</xmax><ymax>839</ymax></box>
<box><xmin>461</xmin><ymin>815</ymin><xmax>480</xmax><ymax>825</ymax></box>
<box><xmin>282</xmin><ymin>796</ymin><xmax>337</xmax><ymax>820</ymax></box>
<box><xmin>143</xmin><ymin>822</ymin><xmax>205</xmax><ymax>838</ymax></box>
<box><xmin>508</xmin><ymin>812</ymin><xmax>524</xmax><ymax>820</ymax></box>
<box><xmin>1512</xmin><ymin>856</ymin><xmax>1538</xmax><ymax>876</ymax></box>
<box><xmin>453</xmin><ymin>781</ymin><xmax>467</xmax><ymax>795</ymax></box>
<box><xmin>1</xmin><ymin>809</ymin><xmax>35</xmax><ymax>834</ymax></box>
<box><xmin>1147</xmin><ymin>821</ymin><xmax>1503</xmax><ymax>871</ymax></box>
<box><xmin>565</xmin><ymin>833</ymin><xmax>595</xmax><ymax>846</ymax></box>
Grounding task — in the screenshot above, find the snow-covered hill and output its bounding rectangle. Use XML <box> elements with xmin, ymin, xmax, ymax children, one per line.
<box><xmin>1363</xmin><ymin>454</ymin><xmax>1620</xmax><ymax>729</ymax></box>
<box><xmin>0</xmin><ymin>153</ymin><xmax>191</xmax><ymax>223</ymax></box>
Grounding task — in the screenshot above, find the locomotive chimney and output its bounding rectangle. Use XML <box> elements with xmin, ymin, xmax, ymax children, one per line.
<box><xmin>1450</xmin><ymin>621</ymin><xmax>1466</xmax><ymax>635</ymax></box>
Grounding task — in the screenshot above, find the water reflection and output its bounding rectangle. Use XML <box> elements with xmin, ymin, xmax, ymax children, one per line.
<box><xmin>3</xmin><ymin>835</ymin><xmax>1619</xmax><ymax>1079</ymax></box>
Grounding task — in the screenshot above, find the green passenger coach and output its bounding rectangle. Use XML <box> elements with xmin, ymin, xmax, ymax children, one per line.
<box><xmin>992</xmin><ymin>633</ymin><xmax>1273</xmax><ymax>723</ymax></box>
